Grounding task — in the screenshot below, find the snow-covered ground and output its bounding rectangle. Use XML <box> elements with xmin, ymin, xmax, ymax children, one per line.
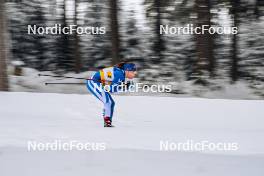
<box><xmin>0</xmin><ymin>92</ymin><xmax>264</xmax><ymax>176</ymax></box>
<box><xmin>7</xmin><ymin>67</ymin><xmax>263</xmax><ymax>99</ymax></box>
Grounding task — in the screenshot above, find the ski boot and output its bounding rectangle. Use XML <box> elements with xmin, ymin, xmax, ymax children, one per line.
<box><xmin>104</xmin><ymin>117</ymin><xmax>113</xmax><ymax>127</ymax></box>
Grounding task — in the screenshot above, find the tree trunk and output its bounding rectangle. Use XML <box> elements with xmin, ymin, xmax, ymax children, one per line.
<box><xmin>207</xmin><ymin>0</ymin><xmax>215</xmax><ymax>77</ymax></box>
<box><xmin>231</xmin><ymin>0</ymin><xmax>240</xmax><ymax>82</ymax></box>
<box><xmin>154</xmin><ymin>0</ymin><xmax>164</xmax><ymax>64</ymax></box>
<box><xmin>74</xmin><ymin>0</ymin><xmax>81</xmax><ymax>72</ymax></box>
<box><xmin>109</xmin><ymin>0</ymin><xmax>120</xmax><ymax>65</ymax></box>
<box><xmin>194</xmin><ymin>0</ymin><xmax>215</xmax><ymax>83</ymax></box>
<box><xmin>194</xmin><ymin>0</ymin><xmax>215</xmax><ymax>84</ymax></box>
<box><xmin>254</xmin><ymin>0</ymin><xmax>260</xmax><ymax>19</ymax></box>
<box><xmin>0</xmin><ymin>0</ymin><xmax>9</xmax><ymax>91</ymax></box>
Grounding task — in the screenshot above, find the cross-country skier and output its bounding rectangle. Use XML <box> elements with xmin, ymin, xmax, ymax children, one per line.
<box><xmin>86</xmin><ymin>62</ymin><xmax>137</xmax><ymax>127</ymax></box>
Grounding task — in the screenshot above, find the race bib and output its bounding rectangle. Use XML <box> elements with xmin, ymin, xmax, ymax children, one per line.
<box><xmin>99</xmin><ymin>67</ymin><xmax>114</xmax><ymax>84</ymax></box>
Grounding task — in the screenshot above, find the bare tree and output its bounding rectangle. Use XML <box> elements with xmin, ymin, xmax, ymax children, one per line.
<box><xmin>145</xmin><ymin>0</ymin><xmax>173</xmax><ymax>64</ymax></box>
<box><xmin>109</xmin><ymin>0</ymin><xmax>120</xmax><ymax>65</ymax></box>
<box><xmin>153</xmin><ymin>0</ymin><xmax>164</xmax><ymax>63</ymax></box>
<box><xmin>231</xmin><ymin>0</ymin><xmax>240</xmax><ymax>82</ymax></box>
<box><xmin>74</xmin><ymin>0</ymin><xmax>81</xmax><ymax>72</ymax></box>
<box><xmin>0</xmin><ymin>0</ymin><xmax>9</xmax><ymax>91</ymax></box>
<box><xmin>254</xmin><ymin>0</ymin><xmax>260</xmax><ymax>19</ymax></box>
<box><xmin>194</xmin><ymin>0</ymin><xmax>215</xmax><ymax>83</ymax></box>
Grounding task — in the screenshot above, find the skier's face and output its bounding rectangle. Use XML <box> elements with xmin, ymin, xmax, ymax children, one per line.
<box><xmin>125</xmin><ymin>71</ymin><xmax>136</xmax><ymax>79</ymax></box>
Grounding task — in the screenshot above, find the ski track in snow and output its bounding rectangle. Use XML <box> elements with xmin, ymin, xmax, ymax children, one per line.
<box><xmin>0</xmin><ymin>92</ymin><xmax>264</xmax><ymax>176</ymax></box>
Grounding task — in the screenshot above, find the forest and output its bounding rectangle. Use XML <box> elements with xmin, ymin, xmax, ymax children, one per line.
<box><xmin>0</xmin><ymin>0</ymin><xmax>263</xmax><ymax>98</ymax></box>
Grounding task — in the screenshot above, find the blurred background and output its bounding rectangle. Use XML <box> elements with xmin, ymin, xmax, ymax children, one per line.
<box><xmin>0</xmin><ymin>0</ymin><xmax>263</xmax><ymax>99</ymax></box>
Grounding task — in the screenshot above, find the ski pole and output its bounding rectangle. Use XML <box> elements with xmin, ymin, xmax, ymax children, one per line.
<box><xmin>38</xmin><ymin>73</ymin><xmax>111</xmax><ymax>84</ymax></box>
<box><xmin>38</xmin><ymin>73</ymin><xmax>89</xmax><ymax>80</ymax></box>
<box><xmin>45</xmin><ymin>82</ymin><xmax>86</xmax><ymax>85</ymax></box>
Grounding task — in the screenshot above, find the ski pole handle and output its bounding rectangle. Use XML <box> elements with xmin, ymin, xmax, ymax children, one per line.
<box><xmin>38</xmin><ymin>73</ymin><xmax>111</xmax><ymax>84</ymax></box>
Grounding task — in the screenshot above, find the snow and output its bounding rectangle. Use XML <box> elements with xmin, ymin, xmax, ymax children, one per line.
<box><xmin>0</xmin><ymin>92</ymin><xmax>264</xmax><ymax>176</ymax></box>
<box><xmin>11</xmin><ymin>60</ymin><xmax>25</xmax><ymax>66</ymax></box>
<box><xmin>7</xmin><ymin>67</ymin><xmax>263</xmax><ymax>99</ymax></box>
<box><xmin>8</xmin><ymin>67</ymin><xmax>94</xmax><ymax>94</ymax></box>
<box><xmin>122</xmin><ymin>0</ymin><xmax>146</xmax><ymax>28</ymax></box>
